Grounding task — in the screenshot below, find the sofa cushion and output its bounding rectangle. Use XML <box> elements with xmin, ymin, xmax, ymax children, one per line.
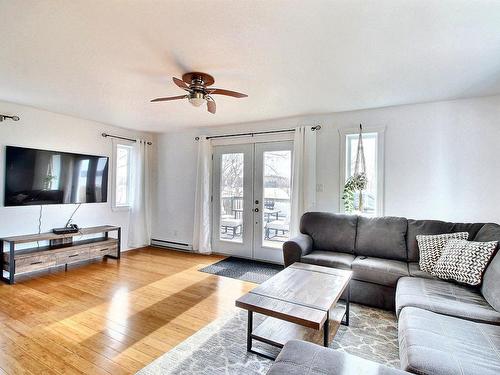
<box><xmin>355</xmin><ymin>216</ymin><xmax>408</xmax><ymax>261</ymax></box>
<box><xmin>482</xmin><ymin>251</ymin><xmax>500</xmax><ymax>312</ymax></box>
<box><xmin>399</xmin><ymin>307</ymin><xmax>500</xmax><ymax>375</ymax></box>
<box><xmin>407</xmin><ymin>262</ymin><xmax>435</xmax><ymax>279</ymax></box>
<box><xmin>474</xmin><ymin>222</ymin><xmax>500</xmax><ymax>243</ymax></box>
<box><xmin>300</xmin><ymin>212</ymin><xmax>357</xmax><ymax>254</ymax></box>
<box><xmin>350</xmin><ymin>279</ymin><xmax>396</xmax><ymax>310</ymax></box>
<box><xmin>396</xmin><ymin>276</ymin><xmax>500</xmax><ymax>324</ymax></box>
<box><xmin>406</xmin><ymin>219</ymin><xmax>484</xmax><ymax>262</ymax></box>
<box><xmin>301</xmin><ymin>250</ymin><xmax>355</xmax><ymax>270</ymax></box>
<box><xmin>267</xmin><ymin>340</ymin><xmax>407</xmax><ymax>375</ymax></box>
<box><xmin>352</xmin><ymin>256</ymin><xmax>409</xmax><ymax>287</ymax></box>
<box><xmin>474</xmin><ymin>223</ymin><xmax>500</xmax><ymax>311</ymax></box>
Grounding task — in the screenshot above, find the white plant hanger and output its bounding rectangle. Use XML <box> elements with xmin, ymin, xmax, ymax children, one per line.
<box><xmin>354</xmin><ymin>124</ymin><xmax>367</xmax><ymax>178</ymax></box>
<box><xmin>342</xmin><ymin>124</ymin><xmax>368</xmax><ymax>213</ymax></box>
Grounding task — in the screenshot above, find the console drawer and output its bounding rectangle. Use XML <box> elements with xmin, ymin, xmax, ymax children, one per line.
<box><xmin>56</xmin><ymin>248</ymin><xmax>90</xmax><ymax>265</ymax></box>
<box><xmin>90</xmin><ymin>244</ymin><xmax>118</xmax><ymax>258</ymax></box>
<box><xmin>16</xmin><ymin>254</ymin><xmax>57</xmax><ymax>274</ymax></box>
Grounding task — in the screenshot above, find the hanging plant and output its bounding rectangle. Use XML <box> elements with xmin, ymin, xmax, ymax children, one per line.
<box><xmin>342</xmin><ymin>124</ymin><xmax>368</xmax><ymax>214</ymax></box>
<box><xmin>342</xmin><ymin>172</ymin><xmax>367</xmax><ymax>213</ymax></box>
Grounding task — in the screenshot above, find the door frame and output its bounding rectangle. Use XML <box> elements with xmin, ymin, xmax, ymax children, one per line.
<box><xmin>210</xmin><ymin>135</ymin><xmax>294</xmax><ymax>263</ymax></box>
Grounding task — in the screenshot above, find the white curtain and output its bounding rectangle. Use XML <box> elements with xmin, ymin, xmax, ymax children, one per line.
<box><xmin>290</xmin><ymin>126</ymin><xmax>317</xmax><ymax>237</ymax></box>
<box><xmin>192</xmin><ymin>137</ymin><xmax>213</xmax><ymax>254</ymax></box>
<box><xmin>128</xmin><ymin>139</ymin><xmax>151</xmax><ymax>248</ymax></box>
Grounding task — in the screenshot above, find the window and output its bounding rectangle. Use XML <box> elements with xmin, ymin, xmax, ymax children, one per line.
<box><xmin>339</xmin><ymin>127</ymin><xmax>385</xmax><ymax>216</ymax></box>
<box><xmin>113</xmin><ymin>143</ymin><xmax>132</xmax><ymax>209</ymax></box>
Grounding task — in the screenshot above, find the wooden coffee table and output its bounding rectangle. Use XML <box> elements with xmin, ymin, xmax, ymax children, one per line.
<box><xmin>235</xmin><ymin>262</ymin><xmax>352</xmax><ymax>359</ymax></box>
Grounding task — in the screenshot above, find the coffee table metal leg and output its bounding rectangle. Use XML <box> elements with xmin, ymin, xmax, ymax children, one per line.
<box><xmin>342</xmin><ymin>284</ymin><xmax>350</xmax><ymax>326</ymax></box>
<box><xmin>247</xmin><ymin>310</ymin><xmax>253</xmax><ymax>351</ymax></box>
<box><xmin>246</xmin><ymin>310</ymin><xmax>279</xmax><ymax>360</ymax></box>
<box><xmin>323</xmin><ymin>310</ymin><xmax>329</xmax><ymax>347</ymax></box>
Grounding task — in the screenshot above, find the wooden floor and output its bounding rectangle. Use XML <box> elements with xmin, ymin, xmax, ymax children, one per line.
<box><xmin>0</xmin><ymin>247</ymin><xmax>254</xmax><ymax>374</ymax></box>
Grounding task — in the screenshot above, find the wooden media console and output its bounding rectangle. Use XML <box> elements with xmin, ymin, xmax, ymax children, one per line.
<box><xmin>0</xmin><ymin>225</ymin><xmax>121</xmax><ymax>284</ymax></box>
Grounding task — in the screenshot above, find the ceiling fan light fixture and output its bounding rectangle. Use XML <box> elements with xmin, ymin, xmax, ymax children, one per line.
<box><xmin>150</xmin><ymin>72</ymin><xmax>247</xmax><ymax>114</ymax></box>
<box><xmin>188</xmin><ymin>92</ymin><xmax>206</xmax><ymax>107</ymax></box>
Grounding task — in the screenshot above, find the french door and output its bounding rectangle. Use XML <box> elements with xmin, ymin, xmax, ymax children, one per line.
<box><xmin>212</xmin><ymin>141</ymin><xmax>293</xmax><ymax>263</ymax></box>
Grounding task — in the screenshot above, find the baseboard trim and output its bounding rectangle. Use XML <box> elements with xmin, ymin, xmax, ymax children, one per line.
<box><xmin>151</xmin><ymin>238</ymin><xmax>193</xmax><ymax>252</ymax></box>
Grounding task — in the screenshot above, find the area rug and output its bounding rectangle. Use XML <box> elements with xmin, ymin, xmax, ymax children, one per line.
<box><xmin>198</xmin><ymin>257</ymin><xmax>283</xmax><ymax>284</ymax></box>
<box><xmin>136</xmin><ymin>303</ymin><xmax>399</xmax><ymax>375</ymax></box>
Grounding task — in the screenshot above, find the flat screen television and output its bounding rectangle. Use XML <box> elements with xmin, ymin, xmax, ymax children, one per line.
<box><xmin>4</xmin><ymin>146</ymin><xmax>109</xmax><ymax>206</ymax></box>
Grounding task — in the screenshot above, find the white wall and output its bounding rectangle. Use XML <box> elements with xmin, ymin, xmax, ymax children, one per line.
<box><xmin>152</xmin><ymin>95</ymin><xmax>500</xmax><ymax>246</ymax></box>
<box><xmin>0</xmin><ymin>100</ymin><xmax>154</xmax><ymax>250</ymax></box>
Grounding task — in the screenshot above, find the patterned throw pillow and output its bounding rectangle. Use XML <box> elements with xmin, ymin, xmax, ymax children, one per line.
<box><xmin>417</xmin><ymin>232</ymin><xmax>469</xmax><ymax>273</ymax></box>
<box><xmin>432</xmin><ymin>239</ymin><xmax>498</xmax><ymax>286</ymax></box>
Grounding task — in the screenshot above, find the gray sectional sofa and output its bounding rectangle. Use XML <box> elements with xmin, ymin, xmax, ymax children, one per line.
<box><xmin>267</xmin><ymin>339</ymin><xmax>407</xmax><ymax>375</ymax></box>
<box><xmin>271</xmin><ymin>212</ymin><xmax>500</xmax><ymax>375</ymax></box>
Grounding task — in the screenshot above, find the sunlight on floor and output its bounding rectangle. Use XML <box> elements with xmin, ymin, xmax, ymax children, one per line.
<box><xmin>3</xmin><ymin>249</ymin><xmax>255</xmax><ymax>373</ymax></box>
<box><xmin>107</xmin><ymin>286</ymin><xmax>130</xmax><ymax>325</ymax></box>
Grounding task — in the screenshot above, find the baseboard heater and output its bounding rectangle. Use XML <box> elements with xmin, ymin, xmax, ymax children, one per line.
<box><xmin>150</xmin><ymin>238</ymin><xmax>193</xmax><ymax>252</ymax></box>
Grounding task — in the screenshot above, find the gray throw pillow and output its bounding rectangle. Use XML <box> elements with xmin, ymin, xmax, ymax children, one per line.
<box><xmin>432</xmin><ymin>239</ymin><xmax>498</xmax><ymax>286</ymax></box>
<box><xmin>417</xmin><ymin>232</ymin><xmax>469</xmax><ymax>273</ymax></box>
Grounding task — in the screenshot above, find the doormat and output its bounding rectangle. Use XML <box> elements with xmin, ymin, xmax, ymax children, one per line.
<box><xmin>199</xmin><ymin>257</ymin><xmax>283</xmax><ymax>284</ymax></box>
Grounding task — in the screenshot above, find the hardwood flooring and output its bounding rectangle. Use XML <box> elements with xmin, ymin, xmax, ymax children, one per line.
<box><xmin>0</xmin><ymin>247</ymin><xmax>254</xmax><ymax>374</ymax></box>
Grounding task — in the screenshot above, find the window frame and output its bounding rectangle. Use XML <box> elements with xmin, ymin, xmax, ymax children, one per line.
<box><xmin>338</xmin><ymin>126</ymin><xmax>385</xmax><ymax>216</ymax></box>
<box><xmin>112</xmin><ymin>140</ymin><xmax>134</xmax><ymax>211</ymax></box>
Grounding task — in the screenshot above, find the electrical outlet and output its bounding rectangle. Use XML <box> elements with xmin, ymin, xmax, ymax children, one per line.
<box><xmin>316</xmin><ymin>183</ymin><xmax>324</xmax><ymax>193</ymax></box>
<box><xmin>173</xmin><ymin>230</ymin><xmax>178</xmax><ymax>237</ymax></box>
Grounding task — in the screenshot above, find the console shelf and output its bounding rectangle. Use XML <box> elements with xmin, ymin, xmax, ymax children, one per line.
<box><xmin>0</xmin><ymin>225</ymin><xmax>121</xmax><ymax>284</ymax></box>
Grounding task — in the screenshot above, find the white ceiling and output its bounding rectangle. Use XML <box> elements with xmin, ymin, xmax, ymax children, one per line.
<box><xmin>1</xmin><ymin>1</ymin><xmax>500</xmax><ymax>132</ymax></box>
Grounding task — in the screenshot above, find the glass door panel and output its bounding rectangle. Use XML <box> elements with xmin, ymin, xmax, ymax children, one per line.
<box><xmin>212</xmin><ymin>144</ymin><xmax>253</xmax><ymax>258</ymax></box>
<box><xmin>262</xmin><ymin>150</ymin><xmax>292</xmax><ymax>248</ymax></box>
<box><xmin>219</xmin><ymin>152</ymin><xmax>244</xmax><ymax>243</ymax></box>
<box><xmin>253</xmin><ymin>141</ymin><xmax>293</xmax><ymax>263</ymax></box>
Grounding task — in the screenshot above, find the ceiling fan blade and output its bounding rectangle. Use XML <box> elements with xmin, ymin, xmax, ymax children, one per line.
<box><xmin>173</xmin><ymin>77</ymin><xmax>190</xmax><ymax>90</ymax></box>
<box><xmin>207</xmin><ymin>98</ymin><xmax>216</xmax><ymax>114</ymax></box>
<box><xmin>208</xmin><ymin>88</ymin><xmax>248</xmax><ymax>98</ymax></box>
<box><xmin>151</xmin><ymin>95</ymin><xmax>188</xmax><ymax>102</ymax></box>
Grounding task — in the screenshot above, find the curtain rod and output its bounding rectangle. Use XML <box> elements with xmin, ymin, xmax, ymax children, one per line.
<box><xmin>195</xmin><ymin>125</ymin><xmax>321</xmax><ymax>141</ymax></box>
<box><xmin>102</xmin><ymin>133</ymin><xmax>152</xmax><ymax>145</ymax></box>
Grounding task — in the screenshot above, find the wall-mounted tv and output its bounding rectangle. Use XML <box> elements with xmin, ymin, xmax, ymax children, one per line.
<box><xmin>4</xmin><ymin>146</ymin><xmax>109</xmax><ymax>206</ymax></box>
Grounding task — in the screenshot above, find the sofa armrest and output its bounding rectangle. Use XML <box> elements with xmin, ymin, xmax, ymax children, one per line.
<box><xmin>283</xmin><ymin>234</ymin><xmax>313</xmax><ymax>267</ymax></box>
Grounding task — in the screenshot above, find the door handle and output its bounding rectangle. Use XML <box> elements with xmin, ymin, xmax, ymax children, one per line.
<box><xmin>254</xmin><ymin>208</ymin><xmax>259</xmax><ymax>212</ymax></box>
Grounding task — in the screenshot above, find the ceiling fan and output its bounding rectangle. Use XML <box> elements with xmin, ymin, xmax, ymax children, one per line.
<box><xmin>151</xmin><ymin>72</ymin><xmax>247</xmax><ymax>114</ymax></box>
